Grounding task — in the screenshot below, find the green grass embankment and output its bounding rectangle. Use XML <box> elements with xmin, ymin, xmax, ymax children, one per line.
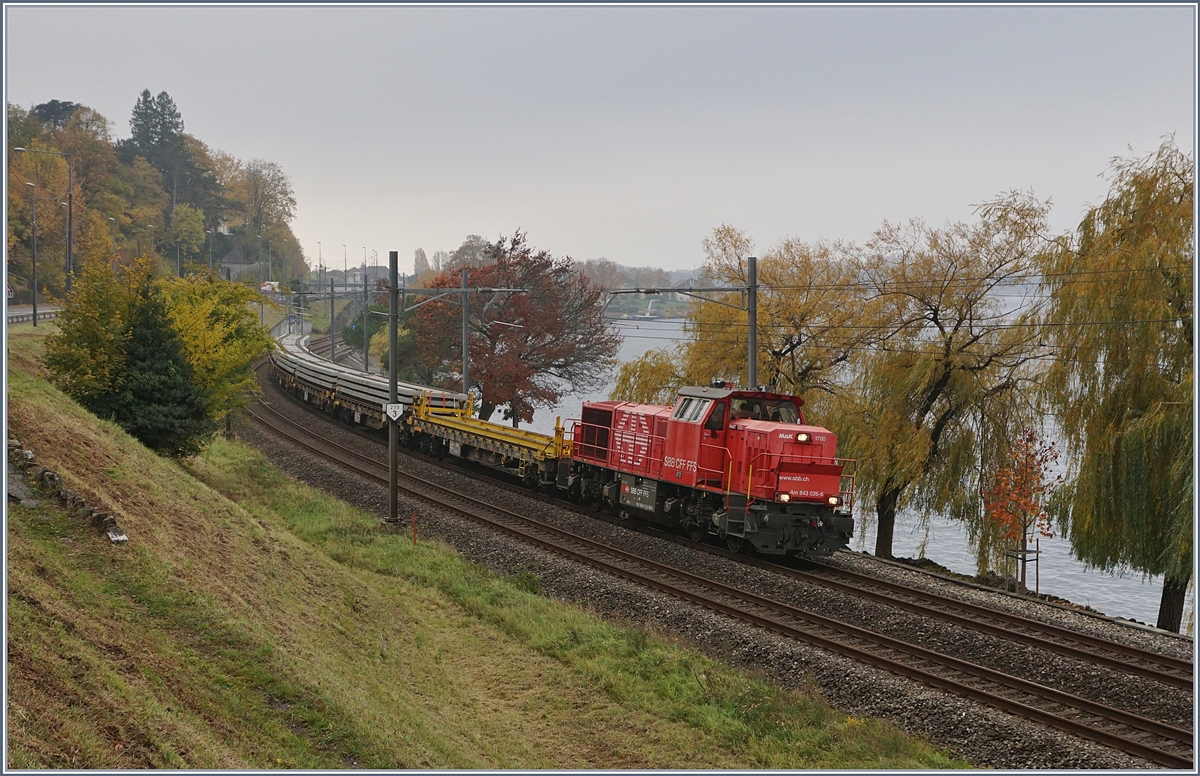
<box><xmin>4</xmin><ymin>323</ymin><xmax>968</xmax><ymax>769</ymax></box>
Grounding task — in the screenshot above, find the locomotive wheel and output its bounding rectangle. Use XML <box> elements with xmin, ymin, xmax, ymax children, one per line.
<box><xmin>725</xmin><ymin>535</ymin><xmax>746</xmax><ymax>554</ymax></box>
<box><xmin>685</xmin><ymin>522</ymin><xmax>706</xmax><ymax>542</ymax></box>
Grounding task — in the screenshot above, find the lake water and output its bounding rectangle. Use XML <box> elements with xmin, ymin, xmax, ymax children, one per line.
<box><xmin>527</xmin><ymin>318</ymin><xmax>1195</xmax><ymax>632</ymax></box>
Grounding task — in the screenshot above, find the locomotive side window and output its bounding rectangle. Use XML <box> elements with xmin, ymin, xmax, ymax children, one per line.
<box><xmin>731</xmin><ymin>398</ymin><xmax>800</xmax><ymax>423</ymax></box>
<box><xmin>704</xmin><ymin>402</ymin><xmax>726</xmax><ymax>431</ymax></box>
<box><xmin>672</xmin><ymin>397</ymin><xmax>711</xmax><ymax>422</ymax></box>
<box><xmin>765</xmin><ymin>400</ymin><xmax>800</xmax><ymax>424</ymax></box>
<box><xmin>683</xmin><ymin>398</ymin><xmax>711</xmax><ymax>422</ymax></box>
<box><xmin>731</xmin><ymin>398</ymin><xmax>764</xmax><ymax>420</ymax></box>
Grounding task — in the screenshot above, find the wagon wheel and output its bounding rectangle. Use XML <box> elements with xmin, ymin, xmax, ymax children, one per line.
<box><xmin>725</xmin><ymin>534</ymin><xmax>746</xmax><ymax>554</ymax></box>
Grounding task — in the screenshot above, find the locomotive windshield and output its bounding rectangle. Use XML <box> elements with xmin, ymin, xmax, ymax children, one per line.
<box><xmin>730</xmin><ymin>398</ymin><xmax>800</xmax><ymax>424</ymax></box>
<box><xmin>671</xmin><ymin>397</ymin><xmax>712</xmax><ymax>422</ymax></box>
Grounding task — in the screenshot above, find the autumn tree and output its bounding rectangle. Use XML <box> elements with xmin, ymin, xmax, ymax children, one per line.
<box><xmin>982</xmin><ymin>429</ymin><xmax>1061</xmax><ymax>592</ymax></box>
<box><xmin>8</xmin><ymin>103</ymin><xmax>42</xmax><ymax>148</ymax></box>
<box><xmin>411</xmin><ymin>232</ymin><xmax>621</xmax><ymax>425</ymax></box>
<box><xmin>7</xmin><ymin>140</ymin><xmax>72</xmax><ymax>299</ymax></box>
<box><xmin>43</xmin><ymin>251</ymin><xmax>131</xmax><ymax>404</ymax></box>
<box><xmin>162</xmin><ymin>273</ymin><xmax>277</xmax><ymax>421</ymax></box>
<box><xmin>1038</xmin><ymin>139</ymin><xmax>1193</xmax><ymax>632</ymax></box>
<box><xmin>838</xmin><ymin>193</ymin><xmax>1051</xmax><ymax>560</ymax></box>
<box><xmin>612</xmin><ymin>225</ymin><xmax>868</xmax><ymax>416</ymax></box>
<box><xmin>241</xmin><ymin>158</ymin><xmax>296</xmax><ymax>240</ymax></box>
<box><xmin>169</xmin><ymin>203</ymin><xmax>205</xmax><ymax>261</ymax></box>
<box><xmin>447</xmin><ymin>234</ymin><xmax>492</xmax><ymax>270</ymax></box>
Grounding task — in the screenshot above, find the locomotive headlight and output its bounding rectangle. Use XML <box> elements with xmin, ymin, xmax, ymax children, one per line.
<box><xmin>827</xmin><ymin>496</ymin><xmax>841</xmax><ymax>506</ymax></box>
<box><xmin>797</xmin><ymin>432</ymin><xmax>811</xmax><ymax>443</ymax></box>
<box><xmin>775</xmin><ymin>493</ymin><xmax>791</xmax><ymax>503</ymax></box>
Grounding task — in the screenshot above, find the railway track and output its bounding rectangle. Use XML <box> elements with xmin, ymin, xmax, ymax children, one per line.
<box><xmin>246</xmin><ymin>394</ymin><xmax>1194</xmax><ymax>769</ymax></box>
<box><xmin>305</xmin><ymin>333</ymin><xmax>341</xmax><ymax>360</ymax></box>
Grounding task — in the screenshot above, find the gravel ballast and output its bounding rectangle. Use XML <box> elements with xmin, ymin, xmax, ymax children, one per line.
<box><xmin>236</xmin><ymin>383</ymin><xmax>1194</xmax><ymax>769</ymax></box>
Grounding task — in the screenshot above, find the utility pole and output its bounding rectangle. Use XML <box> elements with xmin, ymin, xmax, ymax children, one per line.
<box><xmin>747</xmin><ymin>255</ymin><xmax>758</xmax><ymax>388</ymax></box>
<box><xmin>461</xmin><ymin>268</ymin><xmax>469</xmax><ymax>394</ymax></box>
<box><xmin>388</xmin><ymin>250</ymin><xmax>399</xmax><ymax>524</ymax></box>
<box><xmin>363</xmin><ymin>260</ymin><xmax>369</xmax><ymax>372</ymax></box>
<box><xmin>329</xmin><ymin>277</ymin><xmax>336</xmax><ymax>362</ymax></box>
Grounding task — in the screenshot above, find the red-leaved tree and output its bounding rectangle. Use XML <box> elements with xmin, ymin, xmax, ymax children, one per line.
<box><xmin>983</xmin><ymin>428</ymin><xmax>1062</xmax><ymax>592</ymax></box>
<box><xmin>412</xmin><ymin>232</ymin><xmax>621</xmax><ymax>426</ymax></box>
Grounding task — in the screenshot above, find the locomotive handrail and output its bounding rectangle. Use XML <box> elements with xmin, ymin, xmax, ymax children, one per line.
<box><xmin>695</xmin><ymin>440</ymin><xmax>732</xmax><ymax>493</ymax></box>
<box><xmin>745</xmin><ymin>449</ymin><xmax>857</xmax><ymax>510</ymax></box>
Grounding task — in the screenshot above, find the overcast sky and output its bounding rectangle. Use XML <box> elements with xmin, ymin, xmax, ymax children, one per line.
<box><xmin>5</xmin><ymin>4</ymin><xmax>1195</xmax><ymax>273</ymax></box>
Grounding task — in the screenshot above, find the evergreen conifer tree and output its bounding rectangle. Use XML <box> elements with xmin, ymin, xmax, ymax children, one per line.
<box><xmin>88</xmin><ymin>280</ymin><xmax>216</xmax><ymax>457</ymax></box>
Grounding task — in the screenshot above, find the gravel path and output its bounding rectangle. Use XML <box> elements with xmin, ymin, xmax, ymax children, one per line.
<box><xmin>236</xmin><ymin>384</ymin><xmax>1193</xmax><ymax>768</ymax></box>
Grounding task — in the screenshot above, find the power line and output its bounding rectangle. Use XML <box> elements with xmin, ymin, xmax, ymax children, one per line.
<box><xmin>647</xmin><ymin>263</ymin><xmax>1191</xmax><ymax>295</ymax></box>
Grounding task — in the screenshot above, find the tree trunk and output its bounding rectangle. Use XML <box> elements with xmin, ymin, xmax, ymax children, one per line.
<box><xmin>1156</xmin><ymin>574</ymin><xmax>1190</xmax><ymax>633</ymax></box>
<box><xmin>478</xmin><ymin>401</ymin><xmax>495</xmax><ymax>422</ymax></box>
<box><xmin>874</xmin><ymin>485</ymin><xmax>903</xmax><ymax>559</ymax></box>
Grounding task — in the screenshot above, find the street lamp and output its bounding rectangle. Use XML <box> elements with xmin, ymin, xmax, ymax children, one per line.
<box><xmin>207</xmin><ymin>229</ymin><xmax>215</xmax><ymax>269</ymax></box>
<box><xmin>24</xmin><ymin>182</ymin><xmax>38</xmax><ymax>326</ymax></box>
<box><xmin>14</xmin><ymin>147</ymin><xmax>72</xmax><ymax>293</ymax></box>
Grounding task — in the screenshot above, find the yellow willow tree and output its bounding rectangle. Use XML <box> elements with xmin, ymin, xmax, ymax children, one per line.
<box><xmin>612</xmin><ymin>225</ymin><xmax>868</xmax><ymax>418</ymax></box>
<box><xmin>1038</xmin><ymin>139</ymin><xmax>1193</xmax><ymax>633</ymax></box>
<box><xmin>834</xmin><ymin>192</ymin><xmax>1053</xmax><ymax>560</ymax></box>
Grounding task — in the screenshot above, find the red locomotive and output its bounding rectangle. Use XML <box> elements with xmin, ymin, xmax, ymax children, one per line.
<box><xmin>566</xmin><ymin>382</ymin><xmax>856</xmax><ymax>556</ymax></box>
<box><xmin>272</xmin><ymin>334</ymin><xmax>856</xmax><ymax>559</ymax></box>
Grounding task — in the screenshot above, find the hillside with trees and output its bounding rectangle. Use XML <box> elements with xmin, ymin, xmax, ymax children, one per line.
<box><xmin>8</xmin><ymin>90</ymin><xmax>304</xmax><ymax>303</ymax></box>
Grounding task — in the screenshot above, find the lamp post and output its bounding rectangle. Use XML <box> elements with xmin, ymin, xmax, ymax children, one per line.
<box><xmin>207</xmin><ymin>229</ymin><xmax>215</xmax><ymax>269</ymax></box>
<box><xmin>342</xmin><ymin>244</ymin><xmax>347</xmax><ymax>289</ymax></box>
<box><xmin>24</xmin><ymin>182</ymin><xmax>38</xmax><ymax>325</ymax></box>
<box><xmin>14</xmin><ymin>147</ymin><xmax>72</xmax><ymax>293</ymax></box>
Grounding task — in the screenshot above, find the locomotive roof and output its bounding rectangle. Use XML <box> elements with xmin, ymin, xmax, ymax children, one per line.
<box><xmin>677</xmin><ymin>385</ymin><xmax>803</xmax><ymax>405</ymax></box>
